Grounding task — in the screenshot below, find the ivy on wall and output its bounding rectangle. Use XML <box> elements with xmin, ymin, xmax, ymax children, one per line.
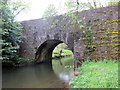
<box><xmin>93</xmin><ymin>19</ymin><xmax>119</xmax><ymax>60</ymax></box>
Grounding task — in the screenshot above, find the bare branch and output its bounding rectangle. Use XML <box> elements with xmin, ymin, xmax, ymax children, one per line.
<box><xmin>14</xmin><ymin>7</ymin><xmax>25</xmax><ymax>17</ymax></box>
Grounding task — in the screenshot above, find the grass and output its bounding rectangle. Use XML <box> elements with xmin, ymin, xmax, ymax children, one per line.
<box><xmin>52</xmin><ymin>49</ymin><xmax>73</xmax><ymax>57</ymax></box>
<box><xmin>52</xmin><ymin>56</ymin><xmax>74</xmax><ymax>63</ymax></box>
<box><xmin>52</xmin><ymin>43</ymin><xmax>73</xmax><ymax>58</ymax></box>
<box><xmin>69</xmin><ymin>60</ymin><xmax>119</xmax><ymax>88</ymax></box>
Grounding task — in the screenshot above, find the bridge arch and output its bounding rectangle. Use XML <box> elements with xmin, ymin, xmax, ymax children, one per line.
<box><xmin>35</xmin><ymin>39</ymin><xmax>73</xmax><ymax>63</ymax></box>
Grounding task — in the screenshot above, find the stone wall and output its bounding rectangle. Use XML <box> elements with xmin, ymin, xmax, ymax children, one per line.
<box><xmin>20</xmin><ymin>5</ymin><xmax>119</xmax><ymax>67</ymax></box>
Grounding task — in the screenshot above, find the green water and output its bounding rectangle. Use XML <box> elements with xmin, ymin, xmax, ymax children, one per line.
<box><xmin>2</xmin><ymin>57</ymin><xmax>74</xmax><ymax>88</ymax></box>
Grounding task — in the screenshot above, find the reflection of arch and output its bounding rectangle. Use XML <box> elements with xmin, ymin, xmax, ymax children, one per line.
<box><xmin>34</xmin><ymin>61</ymin><xmax>68</xmax><ymax>88</ymax></box>
<box><xmin>35</xmin><ymin>40</ymin><xmax>63</xmax><ymax>63</ymax></box>
<box><xmin>34</xmin><ymin>60</ymin><xmax>55</xmax><ymax>78</ymax></box>
<box><xmin>52</xmin><ymin>57</ymin><xmax>74</xmax><ymax>82</ymax></box>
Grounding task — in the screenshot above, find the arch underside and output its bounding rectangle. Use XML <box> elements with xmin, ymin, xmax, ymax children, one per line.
<box><xmin>35</xmin><ymin>40</ymin><xmax>63</xmax><ymax>63</ymax></box>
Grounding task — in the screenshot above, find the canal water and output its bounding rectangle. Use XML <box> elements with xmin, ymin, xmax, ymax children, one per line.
<box><xmin>2</xmin><ymin>57</ymin><xmax>74</xmax><ymax>88</ymax></box>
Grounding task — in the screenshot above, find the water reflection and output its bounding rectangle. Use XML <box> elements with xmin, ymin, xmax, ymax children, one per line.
<box><xmin>33</xmin><ymin>61</ymin><xmax>65</xmax><ymax>88</ymax></box>
<box><xmin>59</xmin><ymin>73</ymin><xmax>69</xmax><ymax>82</ymax></box>
<box><xmin>52</xmin><ymin>57</ymin><xmax>74</xmax><ymax>83</ymax></box>
<box><xmin>2</xmin><ymin>57</ymin><xmax>73</xmax><ymax>88</ymax></box>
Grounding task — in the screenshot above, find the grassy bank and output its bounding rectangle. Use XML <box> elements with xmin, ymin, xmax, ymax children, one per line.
<box><xmin>52</xmin><ymin>49</ymin><xmax>73</xmax><ymax>57</ymax></box>
<box><xmin>52</xmin><ymin>56</ymin><xmax>74</xmax><ymax>63</ymax></box>
<box><xmin>69</xmin><ymin>60</ymin><xmax>118</xmax><ymax>88</ymax></box>
<box><xmin>52</xmin><ymin>43</ymin><xmax>73</xmax><ymax>57</ymax></box>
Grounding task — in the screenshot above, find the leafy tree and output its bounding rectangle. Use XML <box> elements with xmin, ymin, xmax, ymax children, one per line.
<box><xmin>64</xmin><ymin>0</ymin><xmax>100</xmax><ymax>13</ymax></box>
<box><xmin>42</xmin><ymin>4</ymin><xmax>58</xmax><ymax>18</ymax></box>
<box><xmin>0</xmin><ymin>0</ymin><xmax>26</xmax><ymax>65</ymax></box>
<box><xmin>64</xmin><ymin>0</ymin><xmax>119</xmax><ymax>13</ymax></box>
<box><xmin>107</xmin><ymin>0</ymin><xmax>119</xmax><ymax>6</ymax></box>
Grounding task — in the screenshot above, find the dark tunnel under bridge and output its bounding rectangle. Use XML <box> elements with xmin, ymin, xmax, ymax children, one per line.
<box><xmin>35</xmin><ymin>40</ymin><xmax>74</xmax><ymax>64</ymax></box>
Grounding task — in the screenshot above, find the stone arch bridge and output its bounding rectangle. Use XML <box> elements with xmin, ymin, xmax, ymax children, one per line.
<box><xmin>20</xmin><ymin>6</ymin><xmax>119</xmax><ymax>68</ymax></box>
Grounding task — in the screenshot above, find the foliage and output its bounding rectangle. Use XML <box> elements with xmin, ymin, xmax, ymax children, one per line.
<box><xmin>107</xmin><ymin>0</ymin><xmax>120</xmax><ymax>6</ymax></box>
<box><xmin>69</xmin><ymin>60</ymin><xmax>118</xmax><ymax>88</ymax></box>
<box><xmin>1</xmin><ymin>0</ymin><xmax>26</xmax><ymax>64</ymax></box>
<box><xmin>17</xmin><ymin>58</ymin><xmax>35</xmax><ymax>63</ymax></box>
<box><xmin>42</xmin><ymin>4</ymin><xmax>58</xmax><ymax>18</ymax></box>
<box><xmin>52</xmin><ymin>49</ymin><xmax>73</xmax><ymax>57</ymax></box>
<box><xmin>64</xmin><ymin>0</ymin><xmax>95</xmax><ymax>13</ymax></box>
<box><xmin>64</xmin><ymin>0</ymin><xmax>119</xmax><ymax>12</ymax></box>
<box><xmin>52</xmin><ymin>43</ymin><xmax>73</xmax><ymax>57</ymax></box>
<box><xmin>42</xmin><ymin>0</ymin><xmax>119</xmax><ymax>18</ymax></box>
<box><xmin>52</xmin><ymin>56</ymin><xmax>74</xmax><ymax>63</ymax></box>
<box><xmin>52</xmin><ymin>56</ymin><xmax>74</xmax><ymax>77</ymax></box>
